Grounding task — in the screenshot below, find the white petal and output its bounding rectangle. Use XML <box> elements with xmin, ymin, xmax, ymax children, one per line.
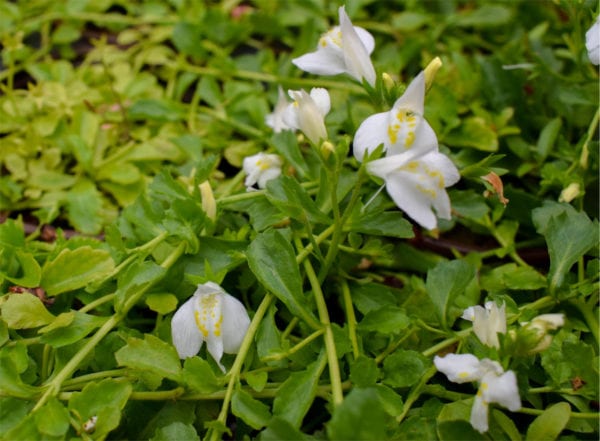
<box><xmin>295</xmin><ymin>90</ymin><xmax>328</xmax><ymax>144</ymax></box>
<box><xmin>462</xmin><ymin>306</ymin><xmax>476</xmax><ymax>322</ymax></box>
<box><xmin>434</xmin><ymin>353</ymin><xmax>483</xmax><ymax>383</ymax></box>
<box><xmin>194</xmin><ymin>281</ymin><xmax>224</xmax><ymax>296</ymax></box>
<box><xmin>470</xmin><ymin>394</ymin><xmax>490</xmax><ymax>433</ymax></box>
<box><xmin>384</xmin><ymin>170</ymin><xmax>438</xmax><ymax>230</ymax></box>
<box><xmin>480</xmin><ymin>370</ymin><xmax>521</xmax><ymax>411</ymax></box>
<box><xmin>393</xmin><ymin>71</ymin><xmax>426</xmax><ymax>115</ymax></box>
<box><xmin>171</xmin><ymin>296</ymin><xmax>204</xmax><ymax>359</ymax></box>
<box><xmin>339</xmin><ymin>6</ymin><xmax>376</xmax><ymax>85</ymax></box>
<box><xmin>530</xmin><ymin>313</ymin><xmax>564</xmax><ymax>331</ymax></box>
<box><xmin>309</xmin><ymin>88</ymin><xmax>331</xmax><ymax>117</ymax></box>
<box><xmin>353</xmin><ymin>112</ymin><xmax>389</xmax><ymax>161</ymax></box>
<box><xmin>473</xmin><ymin>305</ymin><xmax>500</xmax><ymax>348</ymax></box>
<box><xmin>282</xmin><ymin>102</ymin><xmax>300</xmax><ymax>131</ymax></box>
<box><xmin>386</xmin><ymin>117</ymin><xmax>438</xmax><ymax>157</ymax></box>
<box><xmin>257</xmin><ymin>167</ymin><xmax>282</xmax><ymax>189</ymax></box>
<box><xmin>265</xmin><ymin>87</ymin><xmax>293</xmax><ymax>133</ymax></box>
<box><xmin>586</xmin><ymin>17</ymin><xmax>600</xmax><ymax>65</ymax></box>
<box><xmin>220</xmin><ymin>292</ymin><xmax>251</xmax><ymax>354</ymax></box>
<box><xmin>420</xmin><ymin>151</ymin><xmax>460</xmax><ymax>188</ymax></box>
<box><xmin>354</xmin><ymin>27</ymin><xmax>375</xmax><ymax>54</ymax></box>
<box><xmin>292</xmin><ymin>50</ymin><xmax>347</xmax><ymax>76</ymax></box>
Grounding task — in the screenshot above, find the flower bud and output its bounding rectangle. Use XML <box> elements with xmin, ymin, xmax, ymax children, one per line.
<box><xmin>559</xmin><ymin>182</ymin><xmax>580</xmax><ymax>203</ymax></box>
<box><xmin>424</xmin><ymin>56</ymin><xmax>442</xmax><ymax>91</ymax></box>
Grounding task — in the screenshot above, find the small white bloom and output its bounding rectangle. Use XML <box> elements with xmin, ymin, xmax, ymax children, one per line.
<box><xmin>434</xmin><ymin>353</ymin><xmax>521</xmax><ymax>433</ymax></box>
<box><xmin>585</xmin><ymin>16</ymin><xmax>600</xmax><ymax>65</ymax></box>
<box><xmin>282</xmin><ymin>88</ymin><xmax>330</xmax><ymax>145</ymax></box>
<box><xmin>265</xmin><ymin>87</ymin><xmax>293</xmax><ymax>133</ymax></box>
<box><xmin>243</xmin><ymin>152</ymin><xmax>283</xmax><ymax>190</ymax></box>
<box><xmin>171</xmin><ymin>282</ymin><xmax>251</xmax><ymax>372</ymax></box>
<box><xmin>522</xmin><ymin>313</ymin><xmax>565</xmax><ymax>353</ymax></box>
<box><xmin>293</xmin><ymin>6</ymin><xmax>376</xmax><ymax>86</ymax></box>
<box><xmin>354</xmin><ymin>71</ymin><xmax>438</xmax><ymax>161</ymax></box>
<box><xmin>462</xmin><ymin>301</ymin><xmax>506</xmax><ymax>348</ymax></box>
<box><xmin>366</xmin><ymin>150</ymin><xmax>459</xmax><ymax>230</ymax></box>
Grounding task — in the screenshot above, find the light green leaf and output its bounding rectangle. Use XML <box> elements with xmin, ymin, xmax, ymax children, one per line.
<box><xmin>247</xmin><ymin>229</ymin><xmax>319</xmax><ymax>328</ymax></box>
<box><xmin>114</xmin><ymin>260</ymin><xmax>167</xmax><ymax>312</ymax></box>
<box><xmin>115</xmin><ymin>334</ymin><xmax>182</xmax><ymax>381</ymax></box>
<box><xmin>492</xmin><ymin>409</ymin><xmax>522</xmax><ymax>441</ymax></box>
<box><xmin>0</xmin><ymin>294</ymin><xmax>55</xmax><ymax>329</ymax></box>
<box><xmin>182</xmin><ymin>357</ymin><xmax>221</xmax><ymax>394</ymax></box>
<box><xmin>526</xmin><ymin>402</ymin><xmax>571</xmax><ymax>441</ymax></box>
<box><xmin>231</xmin><ymin>388</ymin><xmax>272</xmax><ymax>430</ymax></box>
<box><xmin>146</xmin><ymin>293</ymin><xmax>178</xmax><ymax>315</ymax></box>
<box><xmin>266</xmin><ymin>176</ymin><xmax>330</xmax><ymax>225</ymax></box>
<box><xmin>34</xmin><ymin>397</ymin><xmax>69</xmax><ymax>437</ymax></box>
<box><xmin>2</xmin><ymin>250</ymin><xmax>41</xmax><ymax>287</ymax></box>
<box><xmin>41</xmin><ymin>246</ymin><xmax>115</xmax><ymax>296</ymax></box>
<box><xmin>39</xmin><ymin>311</ymin><xmax>107</xmax><ymax>348</ymax></box>
<box><xmin>358</xmin><ymin>306</ymin><xmax>410</xmax><ymax>334</ymax></box>
<box><xmin>536</xmin><ymin>117</ymin><xmax>562</xmax><ymax>160</ymax></box>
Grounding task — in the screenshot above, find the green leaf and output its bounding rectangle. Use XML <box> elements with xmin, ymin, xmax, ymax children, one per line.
<box><xmin>0</xmin><ymin>294</ymin><xmax>55</xmax><ymax>329</ymax></box>
<box><xmin>426</xmin><ymin>260</ymin><xmax>477</xmax><ymax>328</ymax></box>
<box><xmin>231</xmin><ymin>388</ymin><xmax>272</xmax><ymax>430</ymax></box>
<box><xmin>0</xmin><ymin>397</ymin><xmax>32</xmax><ymax>434</ymax></box>
<box><xmin>271</xmin><ymin>130</ymin><xmax>309</xmax><ymax>178</ymax></box>
<box><xmin>358</xmin><ymin>306</ymin><xmax>411</xmax><ymax>334</ymax></box>
<box><xmin>0</xmin><ymin>353</ymin><xmax>39</xmax><ymax>399</ymax></box>
<box><xmin>492</xmin><ymin>409</ymin><xmax>522</xmax><ymax>441</ymax></box>
<box><xmin>526</xmin><ymin>402</ymin><xmax>571</xmax><ymax>441</ymax></box>
<box><xmin>350</xmin><ymin>355</ymin><xmax>380</xmax><ymax>387</ymax></box>
<box><xmin>260</xmin><ymin>417</ymin><xmax>307</xmax><ymax>441</ymax></box>
<box><xmin>246</xmin><ymin>371</ymin><xmax>268</xmax><ymax>392</ymax></box>
<box><xmin>266</xmin><ymin>176</ymin><xmax>330</xmax><ymax>225</ymax></box>
<box><xmin>34</xmin><ymin>397</ymin><xmax>69</xmax><ymax>437</ymax></box>
<box><xmin>66</xmin><ymin>180</ymin><xmax>105</xmax><ymax>234</ymax></box>
<box><xmin>382</xmin><ymin>350</ymin><xmax>429</xmax><ymax>388</ymax></box>
<box><xmin>146</xmin><ymin>293</ymin><xmax>178</xmax><ymax>315</ymax></box>
<box><xmin>2</xmin><ymin>250</ymin><xmax>41</xmax><ymax>287</ymax></box>
<box><xmin>273</xmin><ymin>356</ymin><xmax>324</xmax><ymax>428</ymax></box>
<box><xmin>182</xmin><ymin>357</ymin><xmax>221</xmax><ymax>393</ymax></box>
<box><xmin>536</xmin><ymin>117</ymin><xmax>562</xmax><ymax>160</ymax></box>
<box><xmin>453</xmin><ymin>4</ymin><xmax>512</xmax><ymax>27</ymax></box>
<box><xmin>41</xmin><ymin>246</ymin><xmax>115</xmax><ymax>296</ymax></box>
<box><xmin>151</xmin><ymin>422</ymin><xmax>199</xmax><ymax>441</ymax></box>
<box><xmin>171</xmin><ymin>22</ymin><xmax>204</xmax><ymax>58</ymax></box>
<box><xmin>326</xmin><ymin>388</ymin><xmax>390</xmax><ymax>441</ymax></box>
<box><xmin>68</xmin><ymin>379</ymin><xmax>132</xmax><ymax>439</ymax></box>
<box><xmin>535</xmin><ymin>206</ymin><xmax>598</xmax><ymax>291</ymax></box>
<box><xmin>348</xmin><ymin>211</ymin><xmax>414</xmax><ymax>239</ymax></box>
<box><xmin>481</xmin><ymin>263</ymin><xmax>547</xmax><ymax>291</ymax></box>
<box><xmin>247</xmin><ymin>229</ymin><xmax>319</xmax><ymax>328</ymax></box>
<box><xmin>445</xmin><ymin>116</ymin><xmax>498</xmax><ymax>151</ymax></box>
<box><xmin>39</xmin><ymin>311</ymin><xmax>107</xmax><ymax>347</ymax></box>
<box><xmin>115</xmin><ymin>334</ymin><xmax>182</xmax><ymax>381</ymax></box>
<box><xmin>114</xmin><ymin>260</ymin><xmax>167</xmax><ymax>312</ymax></box>
<box><xmin>128</xmin><ymin>98</ymin><xmax>184</xmax><ymax>122</ymax></box>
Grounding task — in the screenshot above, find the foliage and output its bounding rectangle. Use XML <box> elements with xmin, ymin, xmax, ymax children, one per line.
<box><xmin>0</xmin><ymin>0</ymin><xmax>598</xmax><ymax>440</ymax></box>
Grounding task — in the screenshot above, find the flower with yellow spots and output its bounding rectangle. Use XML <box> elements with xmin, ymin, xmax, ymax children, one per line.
<box><xmin>462</xmin><ymin>301</ymin><xmax>507</xmax><ymax>348</ymax></box>
<box><xmin>292</xmin><ymin>6</ymin><xmax>376</xmax><ymax>86</ymax></box>
<box><xmin>366</xmin><ymin>150</ymin><xmax>459</xmax><ymax>230</ymax></box>
<box><xmin>243</xmin><ymin>152</ymin><xmax>283</xmax><ymax>191</ymax></box>
<box><xmin>434</xmin><ymin>353</ymin><xmax>521</xmax><ymax>433</ymax></box>
<box><xmin>282</xmin><ymin>88</ymin><xmax>330</xmax><ymax>145</ymax></box>
<box><xmin>171</xmin><ymin>282</ymin><xmax>251</xmax><ymax>372</ymax></box>
<box><xmin>353</xmin><ymin>71</ymin><xmax>437</xmax><ymax>161</ymax></box>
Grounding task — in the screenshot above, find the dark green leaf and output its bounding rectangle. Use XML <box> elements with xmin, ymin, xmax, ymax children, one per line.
<box><xmin>247</xmin><ymin>229</ymin><xmax>319</xmax><ymax>328</ymax></box>
<box><xmin>348</xmin><ymin>211</ymin><xmax>414</xmax><ymax>238</ymax></box>
<box><xmin>231</xmin><ymin>388</ymin><xmax>272</xmax><ymax>430</ymax></box>
<box><xmin>383</xmin><ymin>350</ymin><xmax>429</xmax><ymax>388</ymax></box>
<box><xmin>359</xmin><ymin>306</ymin><xmax>411</xmax><ymax>334</ymax></box>
<box><xmin>114</xmin><ymin>260</ymin><xmax>167</xmax><ymax>311</ymax></box>
<box><xmin>327</xmin><ymin>388</ymin><xmax>391</xmax><ymax>441</ymax></box>
<box><xmin>182</xmin><ymin>357</ymin><xmax>221</xmax><ymax>394</ymax></box>
<box><xmin>266</xmin><ymin>176</ymin><xmax>330</xmax><ymax>224</ymax></box>
<box><xmin>350</xmin><ymin>356</ymin><xmax>380</xmax><ymax>387</ymax></box>
<box><xmin>260</xmin><ymin>417</ymin><xmax>307</xmax><ymax>441</ymax></box>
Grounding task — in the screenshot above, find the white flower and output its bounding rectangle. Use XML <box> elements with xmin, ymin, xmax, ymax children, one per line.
<box><xmin>265</xmin><ymin>87</ymin><xmax>294</xmax><ymax>133</ymax></box>
<box><xmin>292</xmin><ymin>6</ymin><xmax>376</xmax><ymax>86</ymax></box>
<box><xmin>243</xmin><ymin>152</ymin><xmax>283</xmax><ymax>190</ymax></box>
<box><xmin>522</xmin><ymin>313</ymin><xmax>564</xmax><ymax>353</ymax></box>
<box><xmin>171</xmin><ymin>282</ymin><xmax>251</xmax><ymax>372</ymax></box>
<box><xmin>366</xmin><ymin>150</ymin><xmax>459</xmax><ymax>230</ymax></box>
<box><xmin>586</xmin><ymin>16</ymin><xmax>599</xmax><ymax>65</ymax></box>
<box><xmin>354</xmin><ymin>71</ymin><xmax>437</xmax><ymax>162</ymax></box>
<box><xmin>434</xmin><ymin>353</ymin><xmax>521</xmax><ymax>433</ymax></box>
<box><xmin>282</xmin><ymin>88</ymin><xmax>330</xmax><ymax>145</ymax></box>
<box><xmin>462</xmin><ymin>301</ymin><xmax>507</xmax><ymax>348</ymax></box>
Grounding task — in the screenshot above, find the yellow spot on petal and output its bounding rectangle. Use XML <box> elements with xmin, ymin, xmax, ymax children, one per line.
<box><xmin>388</xmin><ymin>125</ymin><xmax>398</xmax><ymax>144</ymax></box>
<box><xmin>194</xmin><ymin>310</ymin><xmax>209</xmax><ymax>338</ymax></box>
<box><xmin>458</xmin><ymin>371</ymin><xmax>469</xmax><ymax>378</ymax></box>
<box><xmin>416</xmin><ymin>184</ymin><xmax>436</xmax><ymax>199</ymax></box>
<box><xmin>405</xmin><ymin>131</ymin><xmax>415</xmax><ymax>147</ymax></box>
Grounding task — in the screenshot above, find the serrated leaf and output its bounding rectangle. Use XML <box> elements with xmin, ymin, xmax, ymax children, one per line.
<box><xmin>115</xmin><ymin>334</ymin><xmax>182</xmax><ymax>381</ymax></box>
<box><xmin>2</xmin><ymin>250</ymin><xmax>41</xmax><ymax>287</ymax></box>
<box><xmin>114</xmin><ymin>260</ymin><xmax>167</xmax><ymax>311</ymax></box>
<box><xmin>247</xmin><ymin>229</ymin><xmax>319</xmax><ymax>328</ymax></box>
<box><xmin>39</xmin><ymin>312</ymin><xmax>107</xmax><ymax>348</ymax></box>
<box><xmin>266</xmin><ymin>176</ymin><xmax>330</xmax><ymax>225</ymax></box>
<box><xmin>231</xmin><ymin>388</ymin><xmax>272</xmax><ymax>430</ymax></box>
<box><xmin>383</xmin><ymin>350</ymin><xmax>429</xmax><ymax>388</ymax></box>
<box><xmin>348</xmin><ymin>211</ymin><xmax>414</xmax><ymax>238</ymax></box>
<box><xmin>41</xmin><ymin>246</ymin><xmax>115</xmax><ymax>296</ymax></box>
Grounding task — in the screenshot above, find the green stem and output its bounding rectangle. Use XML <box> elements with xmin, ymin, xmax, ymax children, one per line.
<box><xmin>570</xmin><ymin>298</ymin><xmax>599</xmax><ymax>346</ymax></box>
<box><xmin>217</xmin><ymin>181</ymin><xmax>319</xmax><ymax>206</ymax></box>
<box><xmin>527</xmin><ymin>386</ymin><xmax>581</xmax><ymax>395</ymax></box>
<box><xmin>262</xmin><ymin>328</ymin><xmax>325</xmax><ymax>362</ymax></box>
<box><xmin>517</xmin><ymin>407</ymin><xmax>599</xmax><ymax>419</ymax></box>
<box><xmin>61</xmin><ymin>369</ymin><xmax>130</xmax><ymax>388</ymax></box>
<box><xmin>375</xmin><ymin>326</ymin><xmax>417</xmax><ymax>364</ymax></box>
<box><xmin>396</xmin><ymin>365</ymin><xmax>438</xmax><ymax>423</ymax></box>
<box><xmin>340</xmin><ymin>280</ymin><xmax>359</xmax><ymax>359</ymax></box>
<box><xmin>32</xmin><ymin>242</ymin><xmax>186</xmax><ymax>412</ymax></box>
<box><xmin>78</xmin><ymin>294</ymin><xmax>116</xmax><ymax>314</ymax></box>
<box><xmin>297</xmin><ymin>237</ymin><xmax>344</xmax><ymax>407</ymax></box>
<box><xmin>208</xmin><ymin>293</ymin><xmax>274</xmax><ymax>441</ymax></box>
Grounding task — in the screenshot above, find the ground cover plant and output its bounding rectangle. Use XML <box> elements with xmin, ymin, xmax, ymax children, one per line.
<box><xmin>0</xmin><ymin>0</ymin><xmax>598</xmax><ymax>439</ymax></box>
